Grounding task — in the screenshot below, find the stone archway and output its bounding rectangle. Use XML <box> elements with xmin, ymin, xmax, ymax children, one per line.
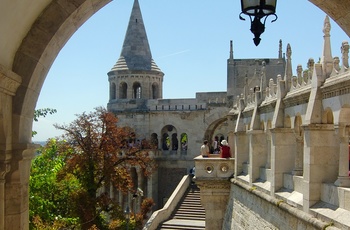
<box><xmin>0</xmin><ymin>1</ymin><xmax>350</xmax><ymax>229</ymax></box>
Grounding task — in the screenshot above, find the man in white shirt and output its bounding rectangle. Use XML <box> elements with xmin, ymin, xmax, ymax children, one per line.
<box><xmin>200</xmin><ymin>140</ymin><xmax>210</xmax><ymax>157</ymax></box>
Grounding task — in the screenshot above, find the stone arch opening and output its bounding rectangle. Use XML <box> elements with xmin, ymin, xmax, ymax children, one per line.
<box><xmin>161</xmin><ymin>125</ymin><xmax>177</xmax><ymax>153</ymax></box>
<box><xmin>266</xmin><ymin>120</ymin><xmax>272</xmax><ymax>168</ymax></box>
<box><xmin>2</xmin><ymin>1</ymin><xmax>350</xmax><ymax>228</ymax></box>
<box><xmin>133</xmin><ymin>82</ymin><xmax>142</xmax><ymax>99</ymax></box>
<box><xmin>203</xmin><ymin>117</ymin><xmax>228</xmax><ymax>144</ymax></box>
<box><xmin>180</xmin><ymin>133</ymin><xmax>188</xmax><ymax>153</ymax></box>
<box><xmin>152</xmin><ymin>82</ymin><xmax>159</xmax><ymax>99</ymax></box>
<box><xmin>119</xmin><ymin>82</ymin><xmax>127</xmax><ymax>99</ymax></box>
<box><xmin>284</xmin><ymin>115</ymin><xmax>291</xmax><ymax>128</ymax></box>
<box><xmin>322</xmin><ymin>108</ymin><xmax>334</xmax><ymax>124</ymax></box>
<box><xmin>151</xmin><ymin>133</ymin><xmax>158</xmax><ymax>149</ymax></box>
<box><xmin>293</xmin><ymin>114</ymin><xmax>304</xmax><ymax>175</ymax></box>
<box><xmin>110</xmin><ymin>82</ymin><xmax>117</xmax><ymax>100</ymax></box>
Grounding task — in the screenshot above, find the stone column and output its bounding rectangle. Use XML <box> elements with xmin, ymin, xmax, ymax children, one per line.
<box><xmin>270</xmin><ymin>128</ymin><xmax>296</xmax><ymax>194</ymax></box>
<box><xmin>293</xmin><ymin>136</ymin><xmax>304</xmax><ymax>176</ymax></box>
<box><xmin>5</xmin><ymin>144</ymin><xmax>36</xmax><ymax>230</ymax></box>
<box><xmin>234</xmin><ymin>131</ymin><xmax>249</xmax><ymax>177</ymax></box>
<box><xmin>227</xmin><ymin>131</ymin><xmax>235</xmax><ymax>157</ymax></box>
<box><xmin>248</xmin><ymin>130</ymin><xmax>267</xmax><ymax>184</ymax></box>
<box><xmin>265</xmin><ymin>130</ymin><xmax>271</xmax><ymax>169</ymax></box>
<box><xmin>0</xmin><ymin>69</ymin><xmax>24</xmax><ymax>229</ymax></box>
<box><xmin>0</xmin><ymin>163</ymin><xmax>10</xmax><ymax>230</ymax></box>
<box><xmin>302</xmin><ymin>124</ymin><xmax>338</xmax><ymax>212</ymax></box>
<box><xmin>334</xmin><ymin>126</ymin><xmax>350</xmax><ymax>187</ymax></box>
<box><xmin>195</xmin><ymin>180</ymin><xmax>231</xmax><ymax>230</ymax></box>
<box><xmin>194</xmin><ymin>157</ymin><xmax>234</xmax><ymax>230</ymax></box>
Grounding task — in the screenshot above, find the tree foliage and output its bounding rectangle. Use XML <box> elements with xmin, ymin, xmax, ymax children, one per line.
<box><xmin>30</xmin><ymin>107</ymin><xmax>157</xmax><ymax>229</ymax></box>
<box><xmin>29</xmin><ymin>139</ymin><xmax>80</xmax><ymax>229</ymax></box>
<box><xmin>34</xmin><ymin>108</ymin><xmax>57</xmax><ymax>122</ymax></box>
<box><xmin>32</xmin><ymin>108</ymin><xmax>57</xmax><ymax>137</ymax></box>
<box><xmin>52</xmin><ymin>107</ymin><xmax>156</xmax><ymax>229</ymax></box>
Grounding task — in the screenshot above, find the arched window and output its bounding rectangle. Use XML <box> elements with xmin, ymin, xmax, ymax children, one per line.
<box><xmin>162</xmin><ymin>133</ymin><xmax>170</xmax><ymax>150</ymax></box>
<box><xmin>119</xmin><ymin>82</ymin><xmax>127</xmax><ymax>99</ymax></box>
<box><xmin>294</xmin><ymin>115</ymin><xmax>304</xmax><ymax>176</ymax></box>
<box><xmin>172</xmin><ymin>133</ymin><xmax>178</xmax><ymax>150</ymax></box>
<box><xmin>152</xmin><ymin>83</ymin><xmax>159</xmax><ymax>99</ymax></box>
<box><xmin>133</xmin><ymin>82</ymin><xmax>142</xmax><ymax>99</ymax></box>
<box><xmin>181</xmin><ymin>133</ymin><xmax>188</xmax><ymax>151</ymax></box>
<box><xmin>151</xmin><ymin>133</ymin><xmax>158</xmax><ymax>149</ymax></box>
<box><xmin>161</xmin><ymin>125</ymin><xmax>178</xmax><ymax>153</ymax></box>
<box><xmin>111</xmin><ymin>82</ymin><xmax>117</xmax><ymax>100</ymax></box>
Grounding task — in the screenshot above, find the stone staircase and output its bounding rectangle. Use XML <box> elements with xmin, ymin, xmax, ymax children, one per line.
<box><xmin>157</xmin><ymin>185</ymin><xmax>205</xmax><ymax>230</ymax></box>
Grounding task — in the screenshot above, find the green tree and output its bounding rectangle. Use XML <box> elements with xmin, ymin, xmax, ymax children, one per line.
<box><xmin>29</xmin><ymin>139</ymin><xmax>80</xmax><ymax>229</ymax></box>
<box><xmin>53</xmin><ymin>107</ymin><xmax>156</xmax><ymax>229</ymax></box>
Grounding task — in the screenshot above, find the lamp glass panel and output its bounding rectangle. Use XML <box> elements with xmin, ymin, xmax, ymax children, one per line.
<box><xmin>242</xmin><ymin>0</ymin><xmax>260</xmax><ymax>8</ymax></box>
<box><xmin>241</xmin><ymin>0</ymin><xmax>260</xmax><ymax>14</ymax></box>
<box><xmin>263</xmin><ymin>0</ymin><xmax>276</xmax><ymax>14</ymax></box>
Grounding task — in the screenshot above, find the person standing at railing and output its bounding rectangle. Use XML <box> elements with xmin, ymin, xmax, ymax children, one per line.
<box><xmin>220</xmin><ymin>140</ymin><xmax>231</xmax><ymax>158</ymax></box>
<box><xmin>213</xmin><ymin>136</ymin><xmax>219</xmax><ymax>154</ymax></box>
<box><xmin>201</xmin><ymin>140</ymin><xmax>210</xmax><ymax>157</ymax></box>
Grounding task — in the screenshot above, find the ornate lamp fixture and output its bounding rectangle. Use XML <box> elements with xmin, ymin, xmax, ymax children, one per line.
<box><xmin>239</xmin><ymin>0</ymin><xmax>278</xmax><ymax>46</ymax></box>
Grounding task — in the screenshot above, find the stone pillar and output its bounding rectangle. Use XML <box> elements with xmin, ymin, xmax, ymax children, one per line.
<box><xmin>195</xmin><ymin>180</ymin><xmax>231</xmax><ymax>230</ymax></box>
<box><xmin>248</xmin><ymin>130</ymin><xmax>267</xmax><ymax>184</ymax></box>
<box><xmin>234</xmin><ymin>131</ymin><xmax>249</xmax><ymax>177</ymax></box>
<box><xmin>302</xmin><ymin>124</ymin><xmax>338</xmax><ymax>212</ymax></box>
<box><xmin>227</xmin><ymin>131</ymin><xmax>235</xmax><ymax>157</ymax></box>
<box><xmin>0</xmin><ymin>68</ymin><xmax>25</xmax><ymax>229</ymax></box>
<box><xmin>194</xmin><ymin>157</ymin><xmax>234</xmax><ymax>230</ymax></box>
<box><xmin>293</xmin><ymin>136</ymin><xmax>304</xmax><ymax>176</ymax></box>
<box><xmin>265</xmin><ymin>130</ymin><xmax>271</xmax><ymax>169</ymax></box>
<box><xmin>5</xmin><ymin>144</ymin><xmax>36</xmax><ymax>230</ymax></box>
<box><xmin>270</xmin><ymin>128</ymin><xmax>296</xmax><ymax>194</ymax></box>
<box><xmin>0</xmin><ymin>163</ymin><xmax>10</xmax><ymax>230</ymax></box>
<box><xmin>334</xmin><ymin>126</ymin><xmax>350</xmax><ymax>187</ymax></box>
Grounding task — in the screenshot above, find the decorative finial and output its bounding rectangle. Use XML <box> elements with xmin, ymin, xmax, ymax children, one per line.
<box><xmin>286</xmin><ymin>43</ymin><xmax>292</xmax><ymax>59</ymax></box>
<box><xmin>341</xmin><ymin>41</ymin><xmax>349</xmax><ymax>69</ymax></box>
<box><xmin>323</xmin><ymin>16</ymin><xmax>331</xmax><ymax>36</ymax></box>
<box><xmin>278</xmin><ymin>39</ymin><xmax>282</xmax><ymax>59</ymax></box>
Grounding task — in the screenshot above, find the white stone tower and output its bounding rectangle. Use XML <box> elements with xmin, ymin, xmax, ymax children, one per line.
<box><xmin>108</xmin><ymin>0</ymin><xmax>164</xmax><ymax>108</ymax></box>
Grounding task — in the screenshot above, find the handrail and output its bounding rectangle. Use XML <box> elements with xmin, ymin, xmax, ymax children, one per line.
<box><xmin>142</xmin><ymin>175</ymin><xmax>191</xmax><ymax>230</ymax></box>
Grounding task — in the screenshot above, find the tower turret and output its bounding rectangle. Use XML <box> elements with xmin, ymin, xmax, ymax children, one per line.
<box><xmin>108</xmin><ymin>0</ymin><xmax>164</xmax><ymax>105</ymax></box>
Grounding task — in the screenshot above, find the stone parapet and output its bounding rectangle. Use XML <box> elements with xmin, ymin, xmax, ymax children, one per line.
<box><xmin>193</xmin><ymin>156</ymin><xmax>234</xmax><ymax>230</ymax></box>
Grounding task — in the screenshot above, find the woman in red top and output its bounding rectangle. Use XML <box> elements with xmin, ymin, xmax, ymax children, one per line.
<box><xmin>220</xmin><ymin>140</ymin><xmax>231</xmax><ymax>158</ymax></box>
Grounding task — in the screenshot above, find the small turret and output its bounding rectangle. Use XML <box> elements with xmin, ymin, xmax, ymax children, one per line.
<box><xmin>107</xmin><ymin>0</ymin><xmax>164</xmax><ymax>106</ymax></box>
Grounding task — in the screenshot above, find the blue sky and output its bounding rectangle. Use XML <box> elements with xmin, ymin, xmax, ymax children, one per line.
<box><xmin>32</xmin><ymin>0</ymin><xmax>349</xmax><ymax>141</ymax></box>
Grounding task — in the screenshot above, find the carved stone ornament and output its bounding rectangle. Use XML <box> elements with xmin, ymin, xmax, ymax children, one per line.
<box><xmin>220</xmin><ymin>163</ymin><xmax>229</xmax><ymax>173</ymax></box>
<box><xmin>205</xmin><ymin>164</ymin><xmax>214</xmax><ymax>174</ymax></box>
<box><xmin>0</xmin><ymin>163</ymin><xmax>11</xmax><ymax>180</ymax></box>
<box><xmin>0</xmin><ymin>65</ymin><xmax>22</xmax><ymax>96</ymax></box>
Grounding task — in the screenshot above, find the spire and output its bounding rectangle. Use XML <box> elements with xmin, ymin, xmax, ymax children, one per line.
<box><xmin>278</xmin><ymin>39</ymin><xmax>282</xmax><ymax>59</ymax></box>
<box><xmin>229</xmin><ymin>40</ymin><xmax>234</xmax><ymax>60</ymax></box>
<box><xmin>321</xmin><ymin>16</ymin><xmax>333</xmax><ymax>77</ymax></box>
<box><xmin>110</xmin><ymin>0</ymin><xmax>161</xmax><ymax>72</ymax></box>
<box><xmin>284</xmin><ymin>43</ymin><xmax>293</xmax><ymax>91</ymax></box>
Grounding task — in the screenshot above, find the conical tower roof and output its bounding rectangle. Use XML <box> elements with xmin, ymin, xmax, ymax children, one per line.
<box><xmin>110</xmin><ymin>0</ymin><xmax>162</xmax><ymax>73</ymax></box>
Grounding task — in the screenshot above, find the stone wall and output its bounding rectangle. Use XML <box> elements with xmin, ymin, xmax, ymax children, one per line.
<box><xmin>223</xmin><ymin>182</ymin><xmax>334</xmax><ymax>230</ymax></box>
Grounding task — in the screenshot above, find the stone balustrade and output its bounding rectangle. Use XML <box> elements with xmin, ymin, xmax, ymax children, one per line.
<box><xmin>193</xmin><ymin>156</ymin><xmax>234</xmax><ymax>230</ymax></box>
<box><xmin>193</xmin><ymin>155</ymin><xmax>234</xmax><ymax>180</ymax></box>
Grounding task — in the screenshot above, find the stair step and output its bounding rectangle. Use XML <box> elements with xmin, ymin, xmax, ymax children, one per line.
<box><xmin>159</xmin><ymin>225</ymin><xmax>205</xmax><ymax>230</ymax></box>
<box><xmin>173</xmin><ymin>216</ymin><xmax>205</xmax><ymax>220</ymax></box>
<box><xmin>156</xmin><ymin>186</ymin><xmax>205</xmax><ymax>230</ymax></box>
<box><xmin>158</xmin><ymin>219</ymin><xmax>205</xmax><ymax>230</ymax></box>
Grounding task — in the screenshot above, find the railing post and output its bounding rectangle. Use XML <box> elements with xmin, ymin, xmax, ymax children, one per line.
<box><xmin>193</xmin><ymin>156</ymin><xmax>234</xmax><ymax>230</ymax></box>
